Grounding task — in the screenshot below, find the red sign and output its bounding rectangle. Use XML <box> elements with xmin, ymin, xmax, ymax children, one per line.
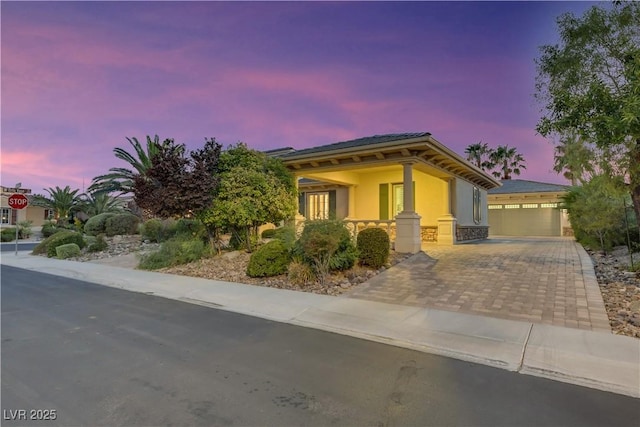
<box><xmin>7</xmin><ymin>193</ymin><xmax>28</xmax><ymax>210</ymax></box>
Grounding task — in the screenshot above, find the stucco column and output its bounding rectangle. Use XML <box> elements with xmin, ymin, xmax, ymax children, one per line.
<box><xmin>395</xmin><ymin>161</ymin><xmax>421</xmax><ymax>253</ymax></box>
<box><xmin>437</xmin><ymin>178</ymin><xmax>457</xmax><ymax>245</ymax></box>
<box><xmin>346</xmin><ymin>185</ymin><xmax>356</xmax><ymax>219</ymax></box>
<box><xmin>401</xmin><ymin>161</ymin><xmax>414</xmax><ymax>213</ymax></box>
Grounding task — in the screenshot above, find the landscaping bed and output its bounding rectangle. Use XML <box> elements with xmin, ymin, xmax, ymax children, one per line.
<box><xmin>587</xmin><ymin>246</ymin><xmax>640</xmax><ymax>338</ymax></box>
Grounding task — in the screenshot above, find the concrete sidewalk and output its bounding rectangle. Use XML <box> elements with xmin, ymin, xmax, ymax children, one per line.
<box><xmin>1</xmin><ymin>251</ymin><xmax>639</xmax><ymax>399</ymax></box>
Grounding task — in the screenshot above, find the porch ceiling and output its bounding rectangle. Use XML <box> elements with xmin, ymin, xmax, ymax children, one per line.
<box><xmin>281</xmin><ymin>134</ymin><xmax>501</xmax><ymax>190</ymax></box>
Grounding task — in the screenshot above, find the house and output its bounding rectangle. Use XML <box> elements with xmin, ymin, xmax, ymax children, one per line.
<box><xmin>0</xmin><ymin>186</ymin><xmax>53</xmax><ymax>228</ymax></box>
<box><xmin>487</xmin><ymin>179</ymin><xmax>571</xmax><ymax>237</ymax></box>
<box><xmin>273</xmin><ymin>133</ymin><xmax>501</xmax><ymax>253</ymax></box>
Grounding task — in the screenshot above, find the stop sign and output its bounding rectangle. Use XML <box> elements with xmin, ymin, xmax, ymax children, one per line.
<box><xmin>7</xmin><ymin>193</ymin><xmax>29</xmax><ymax>210</ymax></box>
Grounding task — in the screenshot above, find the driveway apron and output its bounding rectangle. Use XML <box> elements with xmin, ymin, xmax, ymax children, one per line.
<box><xmin>345</xmin><ymin>237</ymin><xmax>611</xmax><ymax>332</ymax></box>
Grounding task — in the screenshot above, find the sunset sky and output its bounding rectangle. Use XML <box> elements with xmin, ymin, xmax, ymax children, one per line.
<box><xmin>1</xmin><ymin>1</ymin><xmax>601</xmax><ymax>195</ymax></box>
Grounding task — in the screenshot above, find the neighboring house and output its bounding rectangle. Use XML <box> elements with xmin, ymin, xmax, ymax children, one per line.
<box><xmin>272</xmin><ymin>133</ymin><xmax>501</xmax><ymax>253</ymax></box>
<box><xmin>0</xmin><ymin>186</ymin><xmax>51</xmax><ymax>228</ymax></box>
<box><xmin>487</xmin><ymin>179</ymin><xmax>571</xmax><ymax>237</ymax></box>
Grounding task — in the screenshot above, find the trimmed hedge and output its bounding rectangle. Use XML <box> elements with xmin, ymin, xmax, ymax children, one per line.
<box><xmin>357</xmin><ymin>228</ymin><xmax>390</xmax><ymax>268</ymax></box>
<box><xmin>247</xmin><ymin>240</ymin><xmax>291</xmax><ymax>277</ymax></box>
<box><xmin>84</xmin><ymin>213</ymin><xmax>117</xmax><ymax>236</ymax></box>
<box><xmin>261</xmin><ymin>228</ymin><xmax>276</xmax><ymax>239</ymax></box>
<box><xmin>1</xmin><ymin>228</ymin><xmax>16</xmax><ymax>242</ymax></box>
<box><xmin>33</xmin><ymin>230</ymin><xmax>86</xmax><ymax>258</ymax></box>
<box><xmin>140</xmin><ymin>218</ymin><xmax>178</xmax><ymax>243</ymax></box>
<box><xmin>105</xmin><ymin>213</ymin><xmax>140</xmax><ymax>236</ymax></box>
<box><xmin>56</xmin><ymin>243</ymin><xmax>81</xmax><ymax>259</ymax></box>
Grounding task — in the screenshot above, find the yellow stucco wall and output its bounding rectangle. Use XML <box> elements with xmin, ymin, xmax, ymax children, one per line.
<box><xmin>352</xmin><ymin>169</ymin><xmax>448</xmax><ymax>226</ymax></box>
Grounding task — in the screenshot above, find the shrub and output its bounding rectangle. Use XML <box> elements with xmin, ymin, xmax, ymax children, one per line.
<box><xmin>38</xmin><ymin>230</ymin><xmax>86</xmax><ymax>258</ymax></box>
<box><xmin>357</xmin><ymin>228</ymin><xmax>390</xmax><ymax>268</ymax></box>
<box><xmin>140</xmin><ymin>218</ymin><xmax>178</xmax><ymax>243</ymax></box>
<box><xmin>74</xmin><ymin>218</ymin><xmax>84</xmax><ymax>233</ymax></box>
<box><xmin>84</xmin><ymin>213</ymin><xmax>117</xmax><ymax>236</ymax></box>
<box><xmin>55</xmin><ymin>243</ymin><xmax>81</xmax><ymax>259</ymax></box>
<box><xmin>18</xmin><ymin>220</ymin><xmax>33</xmax><ymax>239</ymax></box>
<box><xmin>105</xmin><ymin>213</ymin><xmax>140</xmax><ymax>236</ymax></box>
<box><xmin>261</xmin><ymin>228</ymin><xmax>276</xmax><ymax>239</ymax></box>
<box><xmin>88</xmin><ymin>234</ymin><xmax>109</xmax><ymax>252</ymax></box>
<box><xmin>1</xmin><ymin>228</ymin><xmax>16</xmax><ymax>242</ymax></box>
<box><xmin>246</xmin><ymin>240</ymin><xmax>291</xmax><ymax>277</ymax></box>
<box><xmin>138</xmin><ymin>237</ymin><xmax>208</xmax><ymax>270</ymax></box>
<box><xmin>175</xmin><ymin>218</ymin><xmax>206</xmax><ymax>240</ymax></box>
<box><xmin>293</xmin><ymin>220</ymin><xmax>357</xmax><ymax>284</ymax></box>
<box><xmin>272</xmin><ymin>226</ymin><xmax>296</xmax><ymax>249</ymax></box>
<box><xmin>41</xmin><ymin>221</ymin><xmax>61</xmax><ymax>238</ymax></box>
<box><xmin>287</xmin><ymin>259</ymin><xmax>315</xmax><ymax>285</ymax></box>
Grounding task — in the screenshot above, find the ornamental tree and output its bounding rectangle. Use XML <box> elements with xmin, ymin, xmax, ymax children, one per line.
<box><xmin>199</xmin><ymin>143</ymin><xmax>297</xmax><ymax>252</ymax></box>
<box><xmin>535</xmin><ymin>2</ymin><xmax>640</xmax><ymax>221</ymax></box>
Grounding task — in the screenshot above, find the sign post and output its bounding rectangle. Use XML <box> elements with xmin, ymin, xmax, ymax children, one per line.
<box><xmin>7</xmin><ymin>194</ymin><xmax>29</xmax><ymax>255</ymax></box>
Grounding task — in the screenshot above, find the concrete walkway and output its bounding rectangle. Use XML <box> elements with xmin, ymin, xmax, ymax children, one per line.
<box><xmin>1</xmin><ymin>248</ymin><xmax>638</xmax><ymax>399</ymax></box>
<box><xmin>348</xmin><ymin>237</ymin><xmax>611</xmax><ymax>332</ymax></box>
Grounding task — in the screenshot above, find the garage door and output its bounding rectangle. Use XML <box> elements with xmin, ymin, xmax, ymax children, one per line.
<box><xmin>488</xmin><ymin>203</ymin><xmax>560</xmax><ymax>236</ymax></box>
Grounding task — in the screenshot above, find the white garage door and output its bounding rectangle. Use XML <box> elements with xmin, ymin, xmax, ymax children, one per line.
<box><xmin>488</xmin><ymin>203</ymin><xmax>561</xmax><ymax>236</ymax></box>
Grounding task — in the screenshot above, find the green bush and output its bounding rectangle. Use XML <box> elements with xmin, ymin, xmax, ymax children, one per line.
<box><xmin>1</xmin><ymin>228</ymin><xmax>16</xmax><ymax>242</ymax></box>
<box><xmin>357</xmin><ymin>228</ymin><xmax>390</xmax><ymax>268</ymax></box>
<box><xmin>175</xmin><ymin>218</ymin><xmax>206</xmax><ymax>240</ymax></box>
<box><xmin>41</xmin><ymin>221</ymin><xmax>61</xmax><ymax>238</ymax></box>
<box><xmin>105</xmin><ymin>213</ymin><xmax>140</xmax><ymax>236</ymax></box>
<box><xmin>261</xmin><ymin>228</ymin><xmax>276</xmax><ymax>239</ymax></box>
<box><xmin>138</xmin><ymin>237</ymin><xmax>208</xmax><ymax>270</ymax></box>
<box><xmin>246</xmin><ymin>240</ymin><xmax>291</xmax><ymax>277</ymax></box>
<box><xmin>84</xmin><ymin>213</ymin><xmax>117</xmax><ymax>236</ymax></box>
<box><xmin>293</xmin><ymin>220</ymin><xmax>357</xmax><ymax>285</ymax></box>
<box><xmin>88</xmin><ymin>234</ymin><xmax>109</xmax><ymax>252</ymax></box>
<box><xmin>34</xmin><ymin>230</ymin><xmax>86</xmax><ymax>258</ymax></box>
<box><xmin>140</xmin><ymin>218</ymin><xmax>178</xmax><ymax>243</ymax></box>
<box><xmin>272</xmin><ymin>226</ymin><xmax>296</xmax><ymax>249</ymax></box>
<box><xmin>55</xmin><ymin>243</ymin><xmax>81</xmax><ymax>259</ymax></box>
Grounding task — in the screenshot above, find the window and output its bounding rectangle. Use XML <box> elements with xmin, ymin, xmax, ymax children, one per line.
<box><xmin>522</xmin><ymin>203</ymin><xmax>539</xmax><ymax>209</ymax></box>
<box><xmin>540</xmin><ymin>203</ymin><xmax>558</xmax><ymax>208</ymax></box>
<box><xmin>488</xmin><ymin>205</ymin><xmax>503</xmax><ymax>210</ymax></box>
<box><xmin>392</xmin><ymin>184</ymin><xmax>404</xmax><ymax>217</ymax></box>
<box><xmin>1</xmin><ymin>208</ymin><xmax>10</xmax><ymax>224</ymax></box>
<box><xmin>473</xmin><ymin>186</ymin><xmax>481</xmax><ymax>224</ymax></box>
<box><xmin>44</xmin><ymin>209</ymin><xmax>54</xmax><ymax>220</ymax></box>
<box><xmin>504</xmin><ymin>204</ymin><xmax>520</xmax><ymax>209</ymax></box>
<box><xmin>307</xmin><ymin>192</ymin><xmax>329</xmax><ymax>220</ymax></box>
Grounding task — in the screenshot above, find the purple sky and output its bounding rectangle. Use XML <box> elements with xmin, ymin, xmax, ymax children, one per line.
<box><xmin>1</xmin><ymin>1</ymin><xmax>601</xmax><ymax>194</ymax></box>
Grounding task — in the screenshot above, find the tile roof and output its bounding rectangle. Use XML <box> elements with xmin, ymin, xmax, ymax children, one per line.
<box><xmin>279</xmin><ymin>132</ymin><xmax>431</xmax><ymax>157</ymax></box>
<box><xmin>488</xmin><ymin>179</ymin><xmax>569</xmax><ymax>194</ymax></box>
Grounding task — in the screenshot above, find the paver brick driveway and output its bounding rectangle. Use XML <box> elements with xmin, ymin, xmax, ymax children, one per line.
<box><xmin>346</xmin><ymin>237</ymin><xmax>611</xmax><ymax>332</ymax></box>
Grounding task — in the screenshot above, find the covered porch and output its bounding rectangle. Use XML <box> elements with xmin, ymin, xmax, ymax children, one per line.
<box><xmin>277</xmin><ymin>133</ymin><xmax>500</xmax><ymax>252</ymax></box>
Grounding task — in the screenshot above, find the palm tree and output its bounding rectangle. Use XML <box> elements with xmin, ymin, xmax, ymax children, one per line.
<box><xmin>79</xmin><ymin>192</ymin><xmax>124</xmax><ymax>217</ymax></box>
<box><xmin>31</xmin><ymin>186</ymin><xmax>82</xmax><ymax>220</ymax></box>
<box><xmin>489</xmin><ymin>145</ymin><xmax>527</xmax><ymax>180</ymax></box>
<box><xmin>464</xmin><ymin>142</ymin><xmax>493</xmax><ymax>171</ymax></box>
<box><xmin>88</xmin><ymin>135</ymin><xmax>176</xmax><ymax>195</ymax></box>
<box><xmin>553</xmin><ymin>132</ymin><xmax>594</xmax><ymax>186</ymax></box>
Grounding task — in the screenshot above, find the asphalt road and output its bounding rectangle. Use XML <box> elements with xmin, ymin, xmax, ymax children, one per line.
<box><xmin>0</xmin><ymin>243</ymin><xmax>37</xmax><ymax>252</ymax></box>
<box><xmin>2</xmin><ymin>266</ymin><xmax>638</xmax><ymax>427</ymax></box>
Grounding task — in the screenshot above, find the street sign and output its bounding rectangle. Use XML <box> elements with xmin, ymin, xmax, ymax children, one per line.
<box><xmin>7</xmin><ymin>193</ymin><xmax>28</xmax><ymax>209</ymax></box>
